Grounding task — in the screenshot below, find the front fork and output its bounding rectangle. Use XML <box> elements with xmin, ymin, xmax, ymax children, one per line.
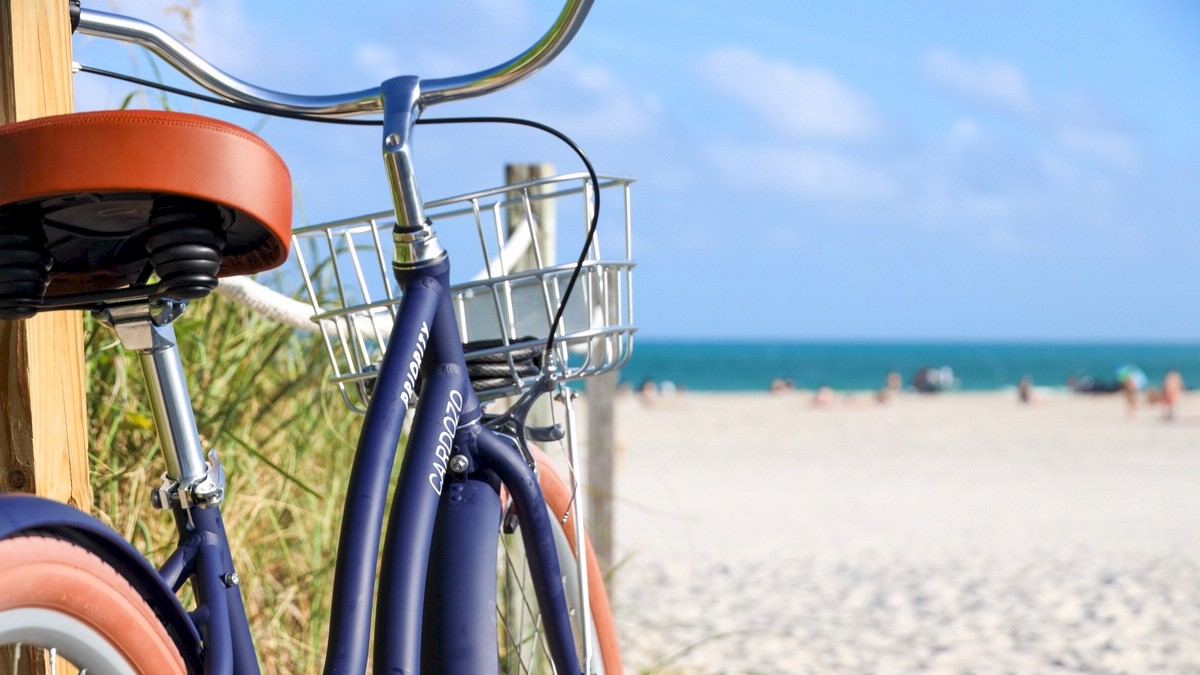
<box><xmin>470</xmin><ymin>425</ymin><xmax>583</xmax><ymax>675</ymax></box>
<box><xmin>413</xmin><ymin>425</ymin><xmax>585</xmax><ymax>675</ymax></box>
<box><xmin>371</xmin><ymin>361</ymin><xmax>582</xmax><ymax>674</ymax></box>
<box><xmin>97</xmin><ymin>301</ymin><xmax>257</xmax><ymax>675</ymax></box>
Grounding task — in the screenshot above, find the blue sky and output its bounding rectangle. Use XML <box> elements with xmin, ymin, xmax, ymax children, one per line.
<box><xmin>73</xmin><ymin>1</ymin><xmax>1200</xmax><ymax>341</ymax></box>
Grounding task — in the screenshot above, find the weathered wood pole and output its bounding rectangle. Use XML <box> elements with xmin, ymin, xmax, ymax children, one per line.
<box><xmin>0</xmin><ymin>0</ymin><xmax>92</xmax><ymax>509</ymax></box>
<box><xmin>585</xmin><ymin>369</ymin><xmax>616</xmax><ymax>570</ymax></box>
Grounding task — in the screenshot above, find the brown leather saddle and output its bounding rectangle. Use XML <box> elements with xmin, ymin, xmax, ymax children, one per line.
<box><xmin>0</xmin><ymin>110</ymin><xmax>292</xmax><ymax>318</ymax></box>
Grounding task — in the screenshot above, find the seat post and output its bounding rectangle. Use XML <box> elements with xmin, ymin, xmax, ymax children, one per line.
<box><xmin>98</xmin><ymin>303</ymin><xmax>210</xmax><ymax>490</ymax></box>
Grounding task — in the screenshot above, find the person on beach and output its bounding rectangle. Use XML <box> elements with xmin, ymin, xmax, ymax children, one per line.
<box><xmin>637</xmin><ymin>378</ymin><xmax>658</xmax><ymax>406</ymax></box>
<box><xmin>875</xmin><ymin>370</ymin><xmax>902</xmax><ymax>403</ymax></box>
<box><xmin>1115</xmin><ymin>364</ymin><xmax>1147</xmax><ymax>417</ymax></box>
<box><xmin>1018</xmin><ymin>375</ymin><xmax>1037</xmax><ymax>404</ymax></box>
<box><xmin>770</xmin><ymin>377</ymin><xmax>796</xmax><ymax>394</ymax></box>
<box><xmin>1162</xmin><ymin>370</ymin><xmax>1184</xmax><ymax>421</ymax></box>
<box><xmin>1123</xmin><ymin>376</ymin><xmax>1140</xmax><ymax>417</ymax></box>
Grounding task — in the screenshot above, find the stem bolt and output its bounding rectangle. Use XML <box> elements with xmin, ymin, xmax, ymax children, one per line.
<box><xmin>449</xmin><ymin>455</ymin><xmax>470</xmax><ymax>473</ymax></box>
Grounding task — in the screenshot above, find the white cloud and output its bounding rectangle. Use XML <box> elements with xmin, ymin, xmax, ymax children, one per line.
<box><xmin>763</xmin><ymin>224</ymin><xmax>807</xmax><ymax>250</ymax></box>
<box><xmin>189</xmin><ymin>0</ymin><xmax>256</xmax><ymax>73</ymax></box>
<box><xmin>948</xmin><ymin>118</ymin><xmax>982</xmax><ymax>145</ymax></box>
<box><xmin>923</xmin><ymin>49</ymin><xmax>1033</xmax><ymax>114</ymax></box>
<box><xmin>1046</xmin><ymin>95</ymin><xmax>1142</xmax><ymax>172</ymax></box>
<box><xmin>705</xmin><ymin>141</ymin><xmax>897</xmax><ymax>201</ymax></box>
<box><xmin>698</xmin><ymin>47</ymin><xmax>879</xmax><ymax>141</ymax></box>
<box><xmin>1056</xmin><ymin>127</ymin><xmax>1140</xmax><ymax>171</ymax></box>
<box><xmin>98</xmin><ymin>0</ymin><xmax>188</xmax><ymax>24</ymax></box>
<box><xmin>1037</xmin><ymin>151</ymin><xmax>1082</xmax><ymax>185</ymax></box>
<box><xmin>353</xmin><ymin>36</ymin><xmax>492</xmax><ymax>82</ymax></box>
<box><xmin>353</xmin><ymin>42</ymin><xmax>417</xmax><ymax>83</ymax></box>
<box><xmin>354</xmin><ymin>0</ymin><xmax>539</xmax><ymax>81</ymax></box>
<box><xmin>86</xmin><ymin>0</ymin><xmax>272</xmax><ymax>81</ymax></box>
<box><xmin>351</xmin><ymin>16</ymin><xmax>662</xmax><ymax>143</ymax></box>
<box><xmin>436</xmin><ymin>54</ymin><xmax>663</xmax><ymax>142</ymax></box>
<box><xmin>984</xmin><ymin>224</ymin><xmax>1037</xmax><ymax>254</ymax></box>
<box><xmin>541</xmin><ymin>60</ymin><xmax>662</xmax><ymax>139</ymax></box>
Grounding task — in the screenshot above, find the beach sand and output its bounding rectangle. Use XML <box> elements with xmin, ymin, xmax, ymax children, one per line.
<box><xmin>592</xmin><ymin>390</ymin><xmax>1200</xmax><ymax>673</ymax></box>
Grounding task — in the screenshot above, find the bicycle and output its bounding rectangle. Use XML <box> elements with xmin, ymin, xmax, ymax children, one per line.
<box><xmin>0</xmin><ymin>1</ymin><xmax>633</xmax><ymax>672</ymax></box>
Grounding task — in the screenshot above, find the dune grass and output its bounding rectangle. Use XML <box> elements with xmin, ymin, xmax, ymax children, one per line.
<box><xmin>86</xmin><ymin>293</ymin><xmax>359</xmax><ymax>671</ymax></box>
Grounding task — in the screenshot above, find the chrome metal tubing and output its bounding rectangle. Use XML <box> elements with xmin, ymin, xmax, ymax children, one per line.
<box><xmin>418</xmin><ymin>0</ymin><xmax>594</xmax><ymax>105</ymax></box>
<box><xmin>138</xmin><ymin>329</ymin><xmax>210</xmax><ymax>485</ymax></box>
<box><xmin>381</xmin><ymin>77</ymin><xmax>427</xmax><ymax>233</ymax></box>
<box><xmin>380</xmin><ymin>76</ymin><xmax>448</xmax><ymax>268</ymax></box>
<box><xmin>76</xmin><ymin>9</ymin><xmax>383</xmax><ymax>117</ymax></box>
<box><xmin>76</xmin><ymin>0</ymin><xmax>594</xmax><ymax>114</ymax></box>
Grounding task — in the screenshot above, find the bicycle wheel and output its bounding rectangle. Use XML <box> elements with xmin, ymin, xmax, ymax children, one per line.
<box><xmin>0</xmin><ymin>536</ymin><xmax>187</xmax><ymax>675</ymax></box>
<box><xmin>497</xmin><ymin>447</ymin><xmax>622</xmax><ymax>675</ymax></box>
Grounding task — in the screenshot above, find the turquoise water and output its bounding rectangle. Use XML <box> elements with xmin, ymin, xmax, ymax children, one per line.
<box><xmin>619</xmin><ymin>341</ymin><xmax>1200</xmax><ymax>393</ymax></box>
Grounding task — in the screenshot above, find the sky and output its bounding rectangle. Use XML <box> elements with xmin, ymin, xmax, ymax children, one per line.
<box><xmin>71</xmin><ymin>1</ymin><xmax>1200</xmax><ymax>342</ymax></box>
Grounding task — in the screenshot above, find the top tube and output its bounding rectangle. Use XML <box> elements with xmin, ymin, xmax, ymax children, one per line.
<box><xmin>75</xmin><ymin>0</ymin><xmax>594</xmax><ymax>116</ymax></box>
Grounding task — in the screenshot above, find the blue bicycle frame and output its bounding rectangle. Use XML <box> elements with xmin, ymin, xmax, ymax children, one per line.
<box><xmin>0</xmin><ymin>6</ymin><xmax>602</xmax><ymax>673</ymax></box>
<box><xmin>150</xmin><ymin>76</ymin><xmax>584</xmax><ymax>674</ymax></box>
<box><xmin>320</xmin><ymin>259</ymin><xmax>582</xmax><ymax>674</ymax></box>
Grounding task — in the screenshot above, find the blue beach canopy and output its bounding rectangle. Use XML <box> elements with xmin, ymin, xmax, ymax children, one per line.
<box><xmin>1113</xmin><ymin>363</ymin><xmax>1147</xmax><ymax>390</ymax></box>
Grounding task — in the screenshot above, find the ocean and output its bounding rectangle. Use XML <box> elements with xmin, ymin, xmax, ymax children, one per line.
<box><xmin>618</xmin><ymin>341</ymin><xmax>1200</xmax><ymax>393</ymax></box>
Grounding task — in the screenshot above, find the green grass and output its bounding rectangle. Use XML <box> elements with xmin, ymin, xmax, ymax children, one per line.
<box><xmin>86</xmin><ymin>293</ymin><xmax>359</xmax><ymax>671</ymax></box>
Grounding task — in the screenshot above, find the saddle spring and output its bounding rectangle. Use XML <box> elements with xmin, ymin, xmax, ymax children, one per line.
<box><xmin>0</xmin><ymin>206</ymin><xmax>53</xmax><ymax>320</ymax></box>
<box><xmin>145</xmin><ymin>196</ymin><xmax>228</xmax><ymax>301</ymax></box>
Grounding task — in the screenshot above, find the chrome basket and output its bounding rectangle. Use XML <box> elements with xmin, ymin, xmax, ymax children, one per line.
<box><xmin>291</xmin><ymin>173</ymin><xmax>635</xmax><ymax>412</ymax></box>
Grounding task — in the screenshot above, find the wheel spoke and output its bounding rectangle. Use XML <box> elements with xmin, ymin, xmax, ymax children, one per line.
<box><xmin>493</xmin><ymin>432</ymin><xmax>620</xmax><ymax>674</ymax></box>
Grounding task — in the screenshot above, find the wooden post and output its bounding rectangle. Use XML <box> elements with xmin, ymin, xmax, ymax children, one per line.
<box><xmin>2</xmin><ymin>7</ymin><xmax>92</xmax><ymax>670</ymax></box>
<box><xmin>586</xmin><ymin>370</ymin><xmax>616</xmax><ymax>571</ymax></box>
<box><xmin>505</xmin><ymin>163</ymin><xmax>556</xmax><ymax>432</ymax></box>
<box><xmin>505</xmin><ymin>163</ymin><xmax>556</xmax><ymax>273</ymax></box>
<box><xmin>0</xmin><ymin>0</ymin><xmax>92</xmax><ymax>508</ymax></box>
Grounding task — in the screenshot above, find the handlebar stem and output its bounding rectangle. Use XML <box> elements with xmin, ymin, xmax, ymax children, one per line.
<box><xmin>381</xmin><ymin>77</ymin><xmax>446</xmax><ymax>271</ymax></box>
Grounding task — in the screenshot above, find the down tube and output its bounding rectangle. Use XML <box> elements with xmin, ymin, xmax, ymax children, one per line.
<box><xmin>375</xmin><ymin>363</ymin><xmax>469</xmax><ymax>672</ymax></box>
<box><xmin>324</xmin><ymin>276</ymin><xmax>441</xmax><ymax>675</ymax></box>
<box><xmin>421</xmin><ymin>459</ymin><xmax>503</xmax><ymax>673</ymax></box>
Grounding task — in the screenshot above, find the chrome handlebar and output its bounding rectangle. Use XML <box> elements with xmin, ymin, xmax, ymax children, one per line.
<box><xmin>76</xmin><ymin>0</ymin><xmax>594</xmax><ymax>115</ymax></box>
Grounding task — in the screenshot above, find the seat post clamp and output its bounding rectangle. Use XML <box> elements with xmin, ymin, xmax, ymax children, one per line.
<box><xmin>151</xmin><ymin>450</ymin><xmax>227</xmax><ymax>511</ymax></box>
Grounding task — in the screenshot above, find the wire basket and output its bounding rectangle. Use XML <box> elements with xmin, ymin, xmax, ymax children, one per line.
<box><xmin>291</xmin><ymin>173</ymin><xmax>635</xmax><ymax>412</ymax></box>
